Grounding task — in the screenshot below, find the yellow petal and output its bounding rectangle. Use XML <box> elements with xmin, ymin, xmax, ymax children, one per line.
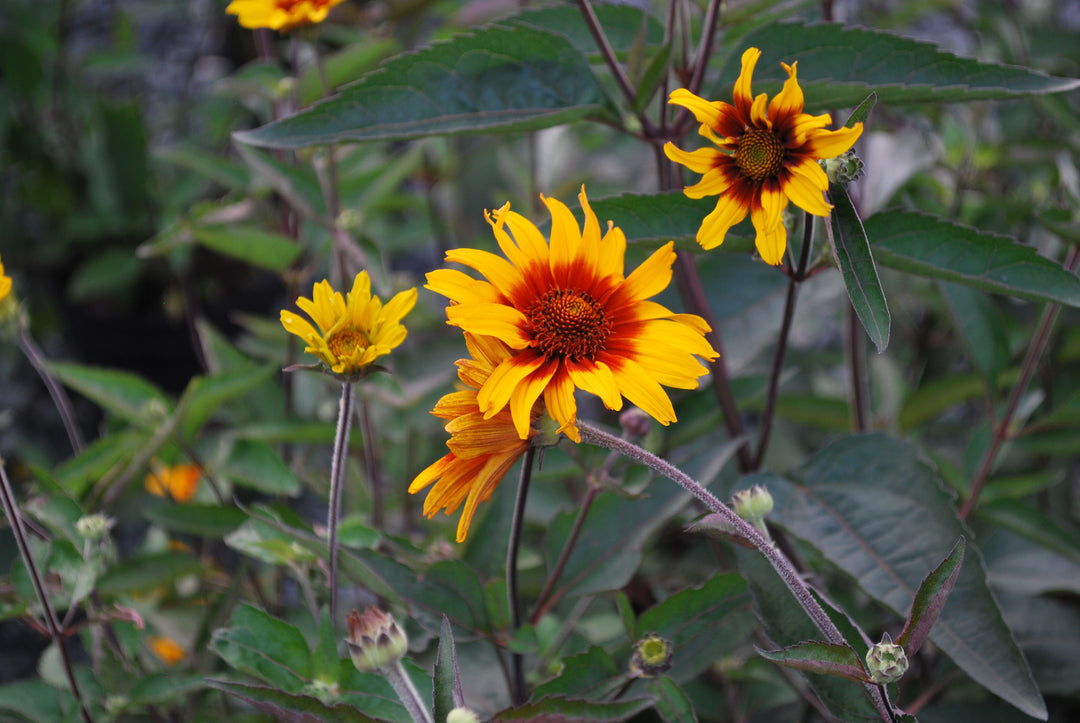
<box><xmin>543</xmin><ymin>370</ymin><xmax>581</xmax><ymax>442</ymax></box>
<box><xmin>734</xmin><ymin>47</ymin><xmax>762</xmax><ymax>119</ymax></box>
<box><xmin>445</xmin><ymin>303</ymin><xmax>531</xmax><ymax>349</ymax></box>
<box><xmin>768</xmin><ymin>61</ymin><xmax>804</xmax><ymax>122</ymax></box>
<box><xmin>664</xmin><ymin>143</ymin><xmax>725</xmax><ymax>175</ymax></box>
<box><xmin>698</xmin><ymin>195</ymin><xmax>749</xmax><ymax>250</ymax></box>
<box><xmin>425</xmin><ymin>268</ymin><xmax>500</xmax><ymax>305</ymax></box>
<box><xmin>684</xmin><ymin>167</ymin><xmax>739</xmax><ymax>199</ymax></box>
<box><xmin>802</xmin><ymin>123</ymin><xmax>863</xmax><ymax>160</ymax></box>
<box><xmin>781</xmin><ymin>162</ymin><xmax>833</xmax><ymax>216</ymax></box>
<box><xmin>477</xmin><ymin>352</ymin><xmax>547</xmax><ymax>419</ymax></box>
<box><xmin>444</xmin><ymin>248</ymin><xmax>522</xmax><ymax>300</ymax></box>
<box><xmin>668</xmin><ymin>88</ymin><xmax>727</xmax><ymax>130</ymax></box>
<box><xmin>566</xmin><ymin>358</ymin><xmax>622</xmax><ymax>411</ymax></box>
<box><xmin>596</xmin><ymin>223</ymin><xmax>626</xmax><ymax>279</ymax></box>
<box><xmin>509</xmin><ymin>359</ymin><xmax>557</xmax><ymax>439</ymax></box>
<box><xmin>622</xmin><ymin>242</ymin><xmax>675</xmax><ymax>301</ymax></box>
<box><xmin>609</xmin><ymin>357</ymin><xmax>677</xmax><ymax>425</ymax></box>
<box><xmin>751</xmin><ymin>185</ymin><xmax>788</xmax><ymax>266</ymax></box>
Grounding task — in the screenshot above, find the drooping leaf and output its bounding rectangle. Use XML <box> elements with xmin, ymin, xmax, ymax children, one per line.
<box><xmin>828</xmin><ymin>183</ymin><xmax>890</xmax><ymax>352</ymax></box>
<box><xmin>190</xmin><ymin>225</ymin><xmax>302</xmax><ymax>273</ymax></box>
<box><xmin>897</xmin><ymin>538</ymin><xmax>966</xmax><ymax>656</ymax></box>
<box><xmin>235</xmin><ymin>25</ymin><xmax>616</xmax><ymax>149</ymax></box>
<box><xmin>221</xmin><ymin>439</ymin><xmax>300</xmax><ymax>496</ymax></box>
<box><xmin>756</xmin><ymin>642</ymin><xmax>869</xmax><ymax>683</ymax></box>
<box><xmin>207</xmin><ymin>680</ymin><xmax>379</xmax><ymax>723</ymax></box>
<box><xmin>46</xmin><ymin>362</ymin><xmax>172</xmax><ymax>424</ymax></box>
<box><xmin>720</xmin><ymin>21</ymin><xmax>1080</xmax><ymax>110</ymax></box>
<box><xmin>645</xmin><ymin>677</ymin><xmax>698</xmax><ymax>723</ymax></box>
<box><xmin>864</xmin><ymin>211</ymin><xmax>1080</xmax><ymax>306</ymax></box>
<box><xmin>434</xmin><ymin>616</ymin><xmax>466</xmax><ymax>723</ymax></box>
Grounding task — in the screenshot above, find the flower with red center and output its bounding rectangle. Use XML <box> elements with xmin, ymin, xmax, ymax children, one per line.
<box><xmin>226</xmin><ymin>0</ymin><xmax>348</xmax><ymax>32</ymax></box>
<box><xmin>426</xmin><ymin>186</ymin><xmax>718</xmax><ymax>443</ymax></box>
<box><xmin>144</xmin><ymin>463</ymin><xmax>202</xmax><ymax>503</ymax></box>
<box><xmin>409</xmin><ymin>333</ymin><xmax>536</xmax><ymax>542</ymax></box>
<box><xmin>280</xmin><ymin>271</ymin><xmax>417</xmax><ymax>381</ymax></box>
<box><xmin>664</xmin><ymin>47</ymin><xmax>864</xmax><ymax>266</ymax></box>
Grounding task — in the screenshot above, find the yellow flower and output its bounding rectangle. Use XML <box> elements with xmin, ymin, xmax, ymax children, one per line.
<box><xmin>225</xmin><ymin>0</ymin><xmax>347</xmax><ymax>33</ymax></box>
<box><xmin>409</xmin><ymin>334</ymin><xmax>535</xmax><ymax>543</ymax></box>
<box><xmin>664</xmin><ymin>47</ymin><xmax>864</xmax><ymax>266</ymax></box>
<box><xmin>426</xmin><ymin>186</ymin><xmax>718</xmax><ymax>443</ymax></box>
<box><xmin>0</xmin><ymin>255</ymin><xmax>11</xmax><ymax>304</ymax></box>
<box><xmin>281</xmin><ymin>271</ymin><xmax>417</xmax><ymax>381</ymax></box>
<box><xmin>0</xmin><ymin>255</ymin><xmax>17</xmax><ymax>329</ymax></box>
<box><xmin>148</xmin><ymin>635</ymin><xmax>185</xmax><ymax>666</ymax></box>
<box><xmin>144</xmin><ymin>463</ymin><xmax>202</xmax><ymax>503</ymax></box>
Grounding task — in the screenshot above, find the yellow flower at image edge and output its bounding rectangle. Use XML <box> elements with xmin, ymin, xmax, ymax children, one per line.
<box><xmin>226</xmin><ymin>0</ymin><xmax>347</xmax><ymax>32</ymax></box>
<box><xmin>144</xmin><ymin>464</ymin><xmax>202</xmax><ymax>503</ymax></box>
<box><xmin>281</xmin><ymin>271</ymin><xmax>417</xmax><ymax>380</ymax></box>
<box><xmin>0</xmin><ymin>255</ymin><xmax>11</xmax><ymax>303</ymax></box>
<box><xmin>409</xmin><ymin>334</ymin><xmax>535</xmax><ymax>543</ymax></box>
<box><xmin>426</xmin><ymin>186</ymin><xmax>719</xmax><ymax>444</ymax></box>
<box><xmin>664</xmin><ymin>47</ymin><xmax>863</xmax><ymax>265</ymax></box>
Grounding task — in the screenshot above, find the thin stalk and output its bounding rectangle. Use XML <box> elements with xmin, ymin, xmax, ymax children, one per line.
<box><xmin>384</xmin><ymin>659</ymin><xmax>435</xmax><ymax>723</ymax></box>
<box><xmin>575</xmin><ymin>0</ymin><xmax>637</xmax><ymax>106</ymax></box>
<box><xmin>328</xmin><ymin>382</ymin><xmax>355</xmax><ymax>626</ymax></box>
<box><xmin>1</xmin><ymin>463</ymin><xmax>95</xmax><ymax>723</ymax></box>
<box><xmin>669</xmin><ymin>0</ymin><xmax>723</xmax><ymax>138</ymax></box>
<box><xmin>847</xmin><ymin>300</ymin><xmax>870</xmax><ymax>432</ymax></box>
<box><xmin>18</xmin><ymin>330</ymin><xmax>84</xmax><ymax>455</ymax></box>
<box><xmin>959</xmin><ymin>244</ymin><xmax>1080</xmax><ymax>520</ymax></box>
<box><xmin>506</xmin><ymin>446</ymin><xmax>537</xmax><ymax>706</ymax></box>
<box><xmin>753</xmin><ymin>214</ymin><xmax>815</xmax><ymax>471</ymax></box>
<box><xmin>529</xmin><ymin>485</ymin><xmax>599</xmax><ymax>625</ymax></box>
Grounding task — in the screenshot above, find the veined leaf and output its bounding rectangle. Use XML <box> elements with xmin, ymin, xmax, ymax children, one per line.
<box><xmin>433</xmin><ymin>616</ymin><xmax>465</xmax><ymax>723</ymax></box>
<box><xmin>828</xmin><ymin>183</ymin><xmax>890</xmax><ymax>353</ymax></box>
<box><xmin>498</xmin><ymin>3</ymin><xmax>663</xmax><ymax>57</ymax></box>
<box><xmin>897</xmin><ymin>538</ymin><xmax>966</xmax><ymax>656</ymax></box>
<box><xmin>235</xmin><ymin>25</ymin><xmax>616</xmax><ymax>149</ymax></box>
<box><xmin>646</xmin><ymin>677</ymin><xmax>698</xmax><ymax>723</ymax></box>
<box><xmin>756</xmin><ymin>641</ymin><xmax>868</xmax><ymax>683</ymax></box>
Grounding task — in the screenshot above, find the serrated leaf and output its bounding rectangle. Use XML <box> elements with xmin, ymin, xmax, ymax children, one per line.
<box><xmin>646</xmin><ymin>677</ymin><xmax>697</xmax><ymax>723</ymax></box>
<box><xmin>491</xmin><ymin>696</ymin><xmax>653</xmax><ymax>722</ymax></box>
<box><xmin>235</xmin><ymin>25</ymin><xmax>616</xmax><ymax>149</ymax></box>
<box><xmin>721</xmin><ymin>22</ymin><xmax>1080</xmax><ymax>110</ymax></box>
<box><xmin>210</xmin><ymin>604</ymin><xmax>312</xmax><ymax>692</ymax></box>
<box><xmin>434</xmin><ymin>616</ymin><xmax>465</xmax><ymax>723</ymax></box>
<box><xmin>757</xmin><ymin>642</ymin><xmax>869</xmax><ymax>683</ymax></box>
<box><xmin>829</xmin><ymin>183</ymin><xmax>890</xmax><ymax>352</ymax></box>
<box><xmin>190</xmin><ymin>225</ymin><xmax>301</xmax><ymax>273</ymax></box>
<box><xmin>763</xmin><ymin>434</ymin><xmax>1046</xmax><ymax>720</ymax></box>
<box><xmin>499</xmin><ymin>4</ymin><xmax>663</xmax><ymax>57</ymax></box>
<box><xmin>145</xmin><ymin>503</ymin><xmax>248</xmax><ymax>538</ymax></box>
<box><xmin>864</xmin><ymin>211</ymin><xmax>1080</xmax><ymax>306</ymax></box>
<box><xmin>46</xmin><ymin>362</ymin><xmax>171</xmax><ymax>424</ymax></box>
<box><xmin>207</xmin><ymin>680</ymin><xmax>379</xmax><ymax>722</ymax></box>
<box><xmin>898</xmin><ymin>538</ymin><xmax>965</xmax><ymax>656</ymax></box>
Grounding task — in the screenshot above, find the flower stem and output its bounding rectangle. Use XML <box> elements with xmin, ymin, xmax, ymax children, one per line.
<box><xmin>506</xmin><ymin>446</ymin><xmax>537</xmax><ymax>706</ymax></box>
<box><xmin>18</xmin><ymin>329</ymin><xmax>84</xmax><ymax>455</ymax></box>
<box><xmin>529</xmin><ymin>485</ymin><xmax>599</xmax><ymax>625</ymax></box>
<box><xmin>753</xmin><ymin>213</ymin><xmax>815</xmax><ymax>471</ymax></box>
<box><xmin>328</xmin><ymin>382</ymin><xmax>355</xmax><ymax>627</ymax></box>
<box><xmin>575</xmin><ymin>0</ymin><xmax>637</xmax><ymax>106</ymax></box>
<box><xmin>0</xmin><ymin>462</ymin><xmax>95</xmax><ymax>723</ymax></box>
<box><xmin>384</xmin><ymin>659</ymin><xmax>434</xmax><ymax>723</ymax></box>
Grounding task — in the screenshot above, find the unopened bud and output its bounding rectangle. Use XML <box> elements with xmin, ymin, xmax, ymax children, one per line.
<box><xmin>447</xmin><ymin>707</ymin><xmax>480</xmax><ymax>723</ymax></box>
<box><xmin>732</xmin><ymin>485</ymin><xmax>774</xmax><ymax>521</ymax></box>
<box><xmin>630</xmin><ymin>632</ymin><xmax>673</xmax><ymax>678</ymax></box>
<box><xmin>75</xmin><ymin>513</ymin><xmax>116</xmax><ymax>541</ymax></box>
<box><xmin>345</xmin><ymin>607</ymin><xmax>408</xmax><ymax>672</ymax></box>
<box><xmin>336</xmin><ymin>208</ymin><xmax>365</xmax><ymax>234</ymax></box>
<box><xmin>619</xmin><ymin>407</ymin><xmax>652</xmax><ymax>438</ymax></box>
<box><xmin>865</xmin><ymin>634</ymin><xmax>908</xmax><ymax>684</ymax></box>
<box><xmin>823</xmin><ymin>150</ymin><xmax>865</xmax><ymax>185</ymax></box>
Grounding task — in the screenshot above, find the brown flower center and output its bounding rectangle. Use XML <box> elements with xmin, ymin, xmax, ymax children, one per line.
<box><xmin>735</xmin><ymin>128</ymin><xmax>786</xmax><ymax>182</ymax></box>
<box><xmin>327</xmin><ymin>328</ymin><xmax>365</xmax><ymax>360</ymax></box>
<box><xmin>526</xmin><ymin>289</ymin><xmax>611</xmax><ymax>360</ymax></box>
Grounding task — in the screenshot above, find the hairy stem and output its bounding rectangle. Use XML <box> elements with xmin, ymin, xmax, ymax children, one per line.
<box><xmin>506</xmin><ymin>446</ymin><xmax>537</xmax><ymax>705</ymax></box>
<box><xmin>384</xmin><ymin>659</ymin><xmax>435</xmax><ymax>723</ymax></box>
<box><xmin>18</xmin><ymin>330</ymin><xmax>84</xmax><ymax>455</ymax></box>
<box><xmin>328</xmin><ymin>382</ymin><xmax>355</xmax><ymax>627</ymax></box>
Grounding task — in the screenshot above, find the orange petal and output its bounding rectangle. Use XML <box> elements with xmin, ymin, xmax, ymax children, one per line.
<box><xmin>768</xmin><ymin>61</ymin><xmax>805</xmax><ymax>124</ymax></box>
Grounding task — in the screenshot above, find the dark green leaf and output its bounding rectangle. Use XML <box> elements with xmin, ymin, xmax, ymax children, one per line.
<box><xmin>491</xmin><ymin>696</ymin><xmax>653</xmax><ymax>722</ymax></box>
<box><xmin>178</xmin><ymin>364</ymin><xmax>278</xmax><ymax>439</ymax></box>
<box><xmin>897</xmin><ymin>538</ymin><xmax>965</xmax><ymax>656</ymax></box>
<box><xmin>222</xmin><ymin>439</ymin><xmax>300</xmax><ymax>496</ymax></box>
<box><xmin>54</xmin><ymin>430</ymin><xmax>146</xmax><ymax>498</ymax></box>
<box><xmin>297</xmin><ymin>39</ymin><xmax>400</xmax><ymax>106</ymax></box>
<box><xmin>757</xmin><ymin>642</ymin><xmax>868</xmax><ymax>682</ymax></box>
<box><xmin>190</xmin><ymin>225</ymin><xmax>301</xmax><ymax>273</ymax></box>
<box><xmin>646</xmin><ymin>677</ymin><xmax>698</xmax><ymax>723</ymax></box>
<box><xmin>532</xmin><ymin>646</ymin><xmax>623</xmax><ymax>700</ymax></box>
<box><xmin>434</xmin><ymin>616</ymin><xmax>465</xmax><ymax>723</ymax></box>
<box><xmin>235</xmin><ymin>25</ymin><xmax>616</xmax><ymax>149</ymax></box>
<box><xmin>154</xmin><ymin>143</ymin><xmax>250</xmax><ymax>191</ymax></box>
<box><xmin>210</xmin><ymin>604</ymin><xmax>312</xmax><ymax>692</ymax></box>
<box><xmin>145</xmin><ymin>503</ymin><xmax>247</xmax><ymax>538</ymax></box>
<box><xmin>128</xmin><ymin>674</ymin><xmax>207</xmax><ymax>706</ymax></box>
<box><xmin>828</xmin><ymin>184</ymin><xmax>890</xmax><ymax>352</ymax></box>
<box><xmin>498</xmin><ymin>4</ymin><xmax>663</xmax><ymax>57</ymax></box>
<box><xmin>96</xmin><ymin>551</ymin><xmax>202</xmax><ymax>597</ymax></box>
<box><xmin>584</xmin><ymin>191</ymin><xmax>751</xmax><ymax>253</ymax></box>
<box><xmin>864</xmin><ymin>211</ymin><xmax>1080</xmax><ymax>306</ymax></box>
<box><xmin>845</xmin><ymin>92</ymin><xmax>877</xmax><ymax>127</ymax></box>
<box><xmin>47</xmin><ymin>362</ymin><xmax>171</xmax><ymax>424</ymax></box>
<box><xmin>0</xmin><ymin>679</ymin><xmax>74</xmax><ymax>722</ymax></box>
<box><xmin>996</xmin><ymin>591</ymin><xmax>1080</xmax><ymax>695</ymax></box>
<box><xmin>207</xmin><ymin>680</ymin><xmax>379</xmax><ymax>722</ymax></box>
<box><xmin>721</xmin><ymin>22</ymin><xmax>1080</xmax><ymax>110</ymax></box>
<box><xmin>940</xmin><ymin>282</ymin><xmax>1009</xmax><ymax>389</ymax></box>
<box><xmin>977</xmin><ymin>500</ymin><xmax>1080</xmax><ymax>568</ymax></box>
<box><xmin>311</xmin><ymin>607</ymin><xmax>340</xmax><ymax>686</ymax></box>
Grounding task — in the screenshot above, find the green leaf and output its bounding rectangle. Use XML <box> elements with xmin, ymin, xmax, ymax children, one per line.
<box><xmin>940</xmin><ymin>283</ymin><xmax>1009</xmax><ymax>390</ymax></box>
<box><xmin>995</xmin><ymin>591</ymin><xmax>1080</xmax><ymax>696</ymax></box>
<box><xmin>95</xmin><ymin>550</ymin><xmax>201</xmax><ymax>598</ymax></box>
<box><xmin>128</xmin><ymin>673</ymin><xmax>208</xmax><ymax>706</ymax></box>
<box><xmin>532</xmin><ymin>646</ymin><xmax>623</xmax><ymax>700</ymax></box>
<box><xmin>311</xmin><ymin>608</ymin><xmax>340</xmax><ymax>686</ymax></box>
<box><xmin>210</xmin><ymin>604</ymin><xmax>312</xmax><ymax>692</ymax></box>
<box><xmin>722</xmin><ymin>22</ymin><xmax>1080</xmax><ymax>110</ymax></box>
<box><xmin>828</xmin><ymin>183</ymin><xmax>890</xmax><ymax>352</ymax></box>
<box><xmin>499</xmin><ymin>3</ymin><xmax>663</xmax><ymax>58</ymax></box>
<box><xmin>145</xmin><ymin>503</ymin><xmax>248</xmax><ymax>538</ymax></box>
<box><xmin>222</xmin><ymin>439</ymin><xmax>300</xmax><ymax>496</ymax></box>
<box><xmin>897</xmin><ymin>538</ymin><xmax>966</xmax><ymax>656</ymax></box>
<box><xmin>154</xmin><ymin>143</ymin><xmax>250</xmax><ymax>191</ymax></box>
<box><xmin>235</xmin><ymin>25</ymin><xmax>616</xmax><ymax>149</ymax></box>
<box><xmin>864</xmin><ymin>211</ymin><xmax>1080</xmax><ymax>306</ymax></box>
<box><xmin>756</xmin><ymin>642</ymin><xmax>869</xmax><ymax>683</ymax></box>
<box><xmin>763</xmin><ymin>434</ymin><xmax>1046</xmax><ymax>720</ymax></box>
<box><xmin>976</xmin><ymin>500</ymin><xmax>1080</xmax><ymax>568</ymax></box>
<box><xmin>844</xmin><ymin>92</ymin><xmax>877</xmax><ymax>127</ymax></box>
<box><xmin>207</xmin><ymin>680</ymin><xmax>380</xmax><ymax>722</ymax></box>
<box><xmin>190</xmin><ymin>225</ymin><xmax>301</xmax><ymax>273</ymax></box>
<box><xmin>178</xmin><ymin>364</ymin><xmax>278</xmax><ymax>439</ymax></box>
<box><xmin>0</xmin><ymin>679</ymin><xmax>74</xmax><ymax>722</ymax></box>
<box><xmin>491</xmin><ymin>696</ymin><xmax>653</xmax><ymax>722</ymax></box>
<box><xmin>646</xmin><ymin>677</ymin><xmax>698</xmax><ymax>723</ymax></box>
<box><xmin>47</xmin><ymin>362</ymin><xmax>171</xmax><ymax>424</ymax></box>
<box><xmin>434</xmin><ymin>616</ymin><xmax>465</xmax><ymax>723</ymax></box>
<box><xmin>54</xmin><ymin>430</ymin><xmax>146</xmax><ymax>498</ymax></box>
<box><xmin>297</xmin><ymin>39</ymin><xmax>400</xmax><ymax>106</ymax></box>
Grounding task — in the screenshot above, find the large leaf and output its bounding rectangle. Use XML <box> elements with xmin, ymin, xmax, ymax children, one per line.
<box><xmin>761</xmin><ymin>434</ymin><xmax>1046</xmax><ymax>720</ymax></box>
<box><xmin>864</xmin><ymin>211</ymin><xmax>1080</xmax><ymax>306</ymax></box>
<box><xmin>583</xmin><ymin>191</ymin><xmax>750</xmax><ymax>253</ymax></box>
<box><xmin>498</xmin><ymin>3</ymin><xmax>663</xmax><ymax>57</ymax></box>
<box><xmin>720</xmin><ymin>21</ymin><xmax>1080</xmax><ymax>109</ymax></box>
<box><xmin>235</xmin><ymin>24</ymin><xmax>616</xmax><ymax>149</ymax></box>
<box><xmin>179</xmin><ymin>364</ymin><xmax>279</xmax><ymax>439</ymax></box>
<box><xmin>207</xmin><ymin>680</ymin><xmax>380</xmax><ymax>723</ymax></box>
<box><xmin>190</xmin><ymin>225</ymin><xmax>302</xmax><ymax>273</ymax></box>
<box><xmin>828</xmin><ymin>183</ymin><xmax>890</xmax><ymax>353</ymax></box>
<box><xmin>210</xmin><ymin>604</ymin><xmax>312</xmax><ymax>692</ymax></box>
<box><xmin>47</xmin><ymin>362</ymin><xmax>171</xmax><ymax>424</ymax></box>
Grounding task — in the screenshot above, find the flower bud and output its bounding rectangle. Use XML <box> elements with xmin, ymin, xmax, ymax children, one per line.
<box><xmin>75</xmin><ymin>513</ymin><xmax>116</xmax><ymax>541</ymax></box>
<box><xmin>345</xmin><ymin>607</ymin><xmax>409</xmax><ymax>672</ymax></box>
<box><xmin>732</xmin><ymin>485</ymin><xmax>774</xmax><ymax>522</ymax></box>
<box><xmin>629</xmin><ymin>632</ymin><xmax>673</xmax><ymax>678</ymax></box>
<box><xmin>446</xmin><ymin>707</ymin><xmax>480</xmax><ymax>723</ymax></box>
<box><xmin>823</xmin><ymin>150</ymin><xmax>865</xmax><ymax>185</ymax></box>
<box><xmin>865</xmin><ymin>634</ymin><xmax>908</xmax><ymax>684</ymax></box>
<box><xmin>619</xmin><ymin>407</ymin><xmax>652</xmax><ymax>438</ymax></box>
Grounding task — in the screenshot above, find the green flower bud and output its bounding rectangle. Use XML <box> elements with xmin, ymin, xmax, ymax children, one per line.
<box><xmin>823</xmin><ymin>150</ymin><xmax>865</xmax><ymax>185</ymax></box>
<box><xmin>345</xmin><ymin>607</ymin><xmax>409</xmax><ymax>672</ymax></box>
<box><xmin>732</xmin><ymin>485</ymin><xmax>774</xmax><ymax>521</ymax></box>
<box><xmin>865</xmin><ymin>634</ymin><xmax>908</xmax><ymax>684</ymax></box>
<box><xmin>75</xmin><ymin>513</ymin><xmax>116</xmax><ymax>541</ymax></box>
<box><xmin>630</xmin><ymin>632</ymin><xmax>673</xmax><ymax>678</ymax></box>
<box><xmin>336</xmin><ymin>208</ymin><xmax>365</xmax><ymax>234</ymax></box>
<box><xmin>446</xmin><ymin>707</ymin><xmax>481</xmax><ymax>723</ymax></box>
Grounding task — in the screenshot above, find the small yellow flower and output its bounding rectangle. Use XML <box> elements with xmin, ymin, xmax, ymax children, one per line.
<box><xmin>148</xmin><ymin>635</ymin><xmax>185</xmax><ymax>666</ymax></box>
<box><xmin>0</xmin><ymin>255</ymin><xmax>11</xmax><ymax>304</ymax></box>
<box><xmin>425</xmin><ymin>186</ymin><xmax>718</xmax><ymax>443</ymax></box>
<box><xmin>409</xmin><ymin>334</ymin><xmax>535</xmax><ymax>543</ymax></box>
<box><xmin>0</xmin><ymin>255</ymin><xmax>18</xmax><ymax>328</ymax></box>
<box><xmin>664</xmin><ymin>47</ymin><xmax>864</xmax><ymax>265</ymax></box>
<box><xmin>281</xmin><ymin>271</ymin><xmax>417</xmax><ymax>381</ymax></box>
<box><xmin>225</xmin><ymin>0</ymin><xmax>348</xmax><ymax>33</ymax></box>
<box><xmin>144</xmin><ymin>463</ymin><xmax>202</xmax><ymax>503</ymax></box>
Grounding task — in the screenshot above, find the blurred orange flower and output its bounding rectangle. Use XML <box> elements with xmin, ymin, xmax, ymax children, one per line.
<box><xmin>148</xmin><ymin>635</ymin><xmax>185</xmax><ymax>666</ymax></box>
<box><xmin>145</xmin><ymin>464</ymin><xmax>201</xmax><ymax>503</ymax></box>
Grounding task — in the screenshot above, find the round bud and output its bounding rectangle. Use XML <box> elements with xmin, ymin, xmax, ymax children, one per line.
<box><xmin>732</xmin><ymin>485</ymin><xmax>774</xmax><ymax>521</ymax></box>
<box><xmin>345</xmin><ymin>607</ymin><xmax>409</xmax><ymax>672</ymax></box>
<box><xmin>447</xmin><ymin>707</ymin><xmax>480</xmax><ymax>723</ymax></box>
<box><xmin>865</xmin><ymin>635</ymin><xmax>908</xmax><ymax>685</ymax></box>
<box><xmin>630</xmin><ymin>632</ymin><xmax>674</xmax><ymax>678</ymax></box>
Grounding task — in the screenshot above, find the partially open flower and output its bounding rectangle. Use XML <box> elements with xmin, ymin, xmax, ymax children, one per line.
<box><xmin>345</xmin><ymin>607</ymin><xmax>409</xmax><ymax>673</ymax></box>
<box><xmin>630</xmin><ymin>632</ymin><xmax>674</xmax><ymax>678</ymax></box>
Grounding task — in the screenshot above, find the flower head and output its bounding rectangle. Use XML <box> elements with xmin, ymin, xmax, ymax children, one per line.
<box><xmin>630</xmin><ymin>633</ymin><xmax>674</xmax><ymax>678</ymax></box>
<box><xmin>0</xmin><ymin>255</ymin><xmax>19</xmax><ymax>330</ymax></box>
<box><xmin>148</xmin><ymin>635</ymin><xmax>185</xmax><ymax>666</ymax></box>
<box><xmin>226</xmin><ymin>0</ymin><xmax>347</xmax><ymax>33</ymax></box>
<box><xmin>345</xmin><ymin>607</ymin><xmax>408</xmax><ymax>672</ymax></box>
<box><xmin>664</xmin><ymin>47</ymin><xmax>864</xmax><ymax>265</ymax></box>
<box><xmin>144</xmin><ymin>463</ymin><xmax>202</xmax><ymax>503</ymax></box>
<box><xmin>865</xmin><ymin>633</ymin><xmax>909</xmax><ymax>685</ymax></box>
<box><xmin>281</xmin><ymin>271</ymin><xmax>417</xmax><ymax>381</ymax></box>
<box><xmin>426</xmin><ymin>186</ymin><xmax>718</xmax><ymax>443</ymax></box>
<box><xmin>409</xmin><ymin>333</ymin><xmax>536</xmax><ymax>542</ymax></box>
<box><xmin>0</xmin><ymin>256</ymin><xmax>11</xmax><ymax>304</ymax></box>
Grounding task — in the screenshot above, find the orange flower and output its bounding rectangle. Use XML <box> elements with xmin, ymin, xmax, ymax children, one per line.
<box><xmin>409</xmin><ymin>334</ymin><xmax>536</xmax><ymax>542</ymax></box>
<box><xmin>225</xmin><ymin>0</ymin><xmax>347</xmax><ymax>33</ymax></box>
<box><xmin>425</xmin><ymin>186</ymin><xmax>718</xmax><ymax>443</ymax></box>
<box><xmin>148</xmin><ymin>635</ymin><xmax>185</xmax><ymax>666</ymax></box>
<box><xmin>664</xmin><ymin>47</ymin><xmax>863</xmax><ymax>265</ymax></box>
<box><xmin>144</xmin><ymin>464</ymin><xmax>201</xmax><ymax>503</ymax></box>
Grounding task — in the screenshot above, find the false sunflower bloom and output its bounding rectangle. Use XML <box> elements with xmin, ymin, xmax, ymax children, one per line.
<box><xmin>145</xmin><ymin>463</ymin><xmax>202</xmax><ymax>503</ymax></box>
<box><xmin>409</xmin><ymin>333</ymin><xmax>536</xmax><ymax>543</ymax></box>
<box><xmin>664</xmin><ymin>47</ymin><xmax>864</xmax><ymax>266</ymax></box>
<box><xmin>226</xmin><ymin>0</ymin><xmax>347</xmax><ymax>32</ymax></box>
<box><xmin>281</xmin><ymin>271</ymin><xmax>417</xmax><ymax>381</ymax></box>
<box><xmin>426</xmin><ymin>186</ymin><xmax>718</xmax><ymax>443</ymax></box>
